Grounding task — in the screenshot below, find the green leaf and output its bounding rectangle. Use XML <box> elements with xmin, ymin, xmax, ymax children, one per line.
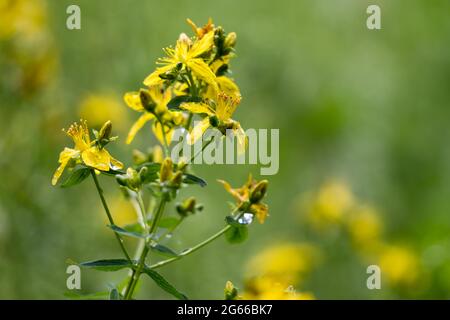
<box><xmin>149</xmin><ymin>243</ymin><xmax>178</xmax><ymax>258</ymax></box>
<box><xmin>79</xmin><ymin>259</ymin><xmax>134</xmax><ymax>272</ymax></box>
<box><xmin>109</xmin><ymin>288</ymin><xmax>120</xmax><ymax>300</ymax></box>
<box><xmin>137</xmin><ymin>162</ymin><xmax>161</xmax><ymax>184</ymax></box>
<box><xmin>225</xmin><ymin>217</ymin><xmax>248</xmax><ymax>244</ymax></box>
<box><xmin>143</xmin><ymin>267</ymin><xmax>188</xmax><ymax>300</ymax></box>
<box><xmin>108</xmin><ymin>224</ymin><xmax>146</xmax><ymax>239</ymax></box>
<box><xmin>64</xmin><ymin>291</ymin><xmax>109</xmax><ymax>300</ymax></box>
<box><xmin>61</xmin><ymin>167</ymin><xmax>91</xmax><ymax>188</ymax></box>
<box><xmin>167</xmin><ymin>95</ymin><xmax>202</xmax><ymax>111</ymax></box>
<box><xmin>157</xmin><ymin>217</ymin><xmax>180</xmax><ymax>229</ymax></box>
<box><xmin>183</xmin><ymin>173</ymin><xmax>207</xmax><ymax>187</ymax></box>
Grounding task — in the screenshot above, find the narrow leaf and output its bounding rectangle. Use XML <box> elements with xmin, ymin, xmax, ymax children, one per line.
<box><xmin>143</xmin><ymin>267</ymin><xmax>188</xmax><ymax>300</ymax></box>
<box><xmin>149</xmin><ymin>243</ymin><xmax>178</xmax><ymax>258</ymax></box>
<box><xmin>108</xmin><ymin>224</ymin><xmax>145</xmax><ymax>239</ymax></box>
<box><xmin>64</xmin><ymin>291</ymin><xmax>109</xmax><ymax>300</ymax></box>
<box><xmin>183</xmin><ymin>173</ymin><xmax>207</xmax><ymax>187</ymax></box>
<box><xmin>61</xmin><ymin>167</ymin><xmax>90</xmax><ymax>188</ymax></box>
<box><xmin>79</xmin><ymin>259</ymin><xmax>134</xmax><ymax>272</ymax></box>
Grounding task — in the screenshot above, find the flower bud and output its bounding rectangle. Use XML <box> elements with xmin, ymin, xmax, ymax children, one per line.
<box><xmin>176</xmin><ymin>197</ymin><xmax>198</xmax><ymax>217</ymax></box>
<box><xmin>250</xmin><ymin>180</ymin><xmax>268</xmax><ymax>204</ymax></box>
<box><xmin>225</xmin><ymin>32</ymin><xmax>237</xmax><ymax>48</ymax></box>
<box><xmin>139</xmin><ymin>89</ymin><xmax>156</xmax><ymax>112</ymax></box>
<box><xmin>159</xmin><ymin>157</ymin><xmax>173</xmax><ymax>182</ymax></box>
<box><xmin>132</xmin><ymin>149</ymin><xmax>148</xmax><ymax>165</ymax></box>
<box><xmin>127</xmin><ymin>167</ymin><xmax>141</xmax><ymax>189</ymax></box>
<box><xmin>224</xmin><ymin>281</ymin><xmax>239</xmax><ymax>300</ymax></box>
<box><xmin>98</xmin><ymin>121</ymin><xmax>112</xmax><ymax>141</ymax></box>
<box><xmin>170</xmin><ymin>171</ymin><xmax>183</xmax><ymax>186</ymax></box>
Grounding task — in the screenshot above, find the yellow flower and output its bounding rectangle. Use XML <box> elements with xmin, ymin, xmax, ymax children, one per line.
<box><xmin>346</xmin><ymin>206</ymin><xmax>383</xmax><ymax>252</ymax></box>
<box><xmin>52</xmin><ymin>120</ymin><xmax>123</xmax><ymax>185</ymax></box>
<box><xmin>186</xmin><ymin>18</ymin><xmax>214</xmax><ymax>39</ymax></box>
<box><xmin>242</xmin><ymin>277</ymin><xmax>315</xmax><ymax>300</ymax></box>
<box><xmin>143</xmin><ymin>31</ymin><xmax>217</xmax><ymax>89</ymax></box>
<box><xmin>246</xmin><ymin>243</ymin><xmax>320</xmax><ymax>285</ymax></box>
<box><xmin>79</xmin><ymin>94</ymin><xmax>127</xmax><ymax>130</ymax></box>
<box><xmin>218</xmin><ymin>174</ymin><xmax>269</xmax><ymax>223</ymax></box>
<box><xmin>304</xmin><ymin>180</ymin><xmax>355</xmax><ymax>230</ymax></box>
<box><xmin>379</xmin><ymin>245</ymin><xmax>420</xmax><ymax>287</ymax></box>
<box><xmin>124</xmin><ymin>86</ymin><xmax>184</xmax><ymax>145</ymax></box>
<box><xmin>181</xmin><ymin>91</ymin><xmax>247</xmax><ymax>153</ymax></box>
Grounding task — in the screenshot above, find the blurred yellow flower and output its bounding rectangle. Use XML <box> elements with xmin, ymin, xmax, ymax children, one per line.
<box><xmin>52</xmin><ymin>120</ymin><xmax>123</xmax><ymax>185</ymax></box>
<box><xmin>346</xmin><ymin>206</ymin><xmax>383</xmax><ymax>252</ymax></box>
<box><xmin>0</xmin><ymin>0</ymin><xmax>46</xmax><ymax>40</ymax></box>
<box><xmin>79</xmin><ymin>94</ymin><xmax>127</xmax><ymax>130</ymax></box>
<box><xmin>242</xmin><ymin>277</ymin><xmax>315</xmax><ymax>300</ymax></box>
<box><xmin>181</xmin><ymin>91</ymin><xmax>246</xmax><ymax>153</ymax></box>
<box><xmin>144</xmin><ymin>30</ymin><xmax>217</xmax><ymax>89</ymax></box>
<box><xmin>305</xmin><ymin>180</ymin><xmax>355</xmax><ymax>230</ymax></box>
<box><xmin>379</xmin><ymin>245</ymin><xmax>420</xmax><ymax>287</ymax></box>
<box><xmin>246</xmin><ymin>243</ymin><xmax>320</xmax><ymax>285</ymax></box>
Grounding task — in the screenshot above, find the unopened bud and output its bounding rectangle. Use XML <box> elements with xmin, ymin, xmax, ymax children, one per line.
<box><xmin>99</xmin><ymin>121</ymin><xmax>112</xmax><ymax>141</ymax></box>
<box><xmin>132</xmin><ymin>149</ymin><xmax>148</xmax><ymax>165</ymax></box>
<box><xmin>170</xmin><ymin>171</ymin><xmax>183</xmax><ymax>186</ymax></box>
<box><xmin>225</xmin><ymin>32</ymin><xmax>237</xmax><ymax>48</ymax></box>
<box><xmin>250</xmin><ymin>180</ymin><xmax>268</xmax><ymax>204</ymax></box>
<box><xmin>224</xmin><ymin>281</ymin><xmax>239</xmax><ymax>300</ymax></box>
<box><xmin>139</xmin><ymin>89</ymin><xmax>156</xmax><ymax>112</ymax></box>
<box><xmin>159</xmin><ymin>157</ymin><xmax>173</xmax><ymax>182</ymax></box>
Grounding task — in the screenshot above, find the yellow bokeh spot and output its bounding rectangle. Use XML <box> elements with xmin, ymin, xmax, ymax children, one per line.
<box><xmin>79</xmin><ymin>94</ymin><xmax>127</xmax><ymax>131</ymax></box>
<box><xmin>379</xmin><ymin>245</ymin><xmax>420</xmax><ymax>287</ymax></box>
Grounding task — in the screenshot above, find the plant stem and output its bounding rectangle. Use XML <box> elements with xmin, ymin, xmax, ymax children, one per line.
<box><xmin>158</xmin><ymin>119</ymin><xmax>170</xmax><ymax>157</ymax></box>
<box><xmin>124</xmin><ymin>197</ymin><xmax>167</xmax><ymax>300</ymax></box>
<box><xmin>90</xmin><ymin>171</ymin><xmax>132</xmax><ymax>262</ymax></box>
<box><xmin>189</xmin><ymin>138</ymin><xmax>214</xmax><ymax>163</ymax></box>
<box><xmin>148</xmin><ymin>208</ymin><xmax>244</xmax><ymax>270</ymax></box>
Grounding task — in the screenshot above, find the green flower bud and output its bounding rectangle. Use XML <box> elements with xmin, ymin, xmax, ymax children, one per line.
<box><xmin>224</xmin><ymin>281</ymin><xmax>239</xmax><ymax>300</ymax></box>
<box><xmin>224</xmin><ymin>32</ymin><xmax>237</xmax><ymax>48</ymax></box>
<box><xmin>139</xmin><ymin>89</ymin><xmax>156</xmax><ymax>112</ymax></box>
<box><xmin>98</xmin><ymin>121</ymin><xmax>112</xmax><ymax>141</ymax></box>
<box><xmin>250</xmin><ymin>180</ymin><xmax>268</xmax><ymax>204</ymax></box>
<box><xmin>159</xmin><ymin>157</ymin><xmax>173</xmax><ymax>182</ymax></box>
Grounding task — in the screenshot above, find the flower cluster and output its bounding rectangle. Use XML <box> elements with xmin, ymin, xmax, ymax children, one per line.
<box><xmin>124</xmin><ymin>18</ymin><xmax>245</xmax><ymax>152</ymax></box>
<box><xmin>52</xmin><ymin>19</ymin><xmax>269</xmax><ymax>301</ymax></box>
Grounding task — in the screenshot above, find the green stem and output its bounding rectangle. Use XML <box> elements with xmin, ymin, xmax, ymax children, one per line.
<box><xmin>90</xmin><ymin>171</ymin><xmax>132</xmax><ymax>262</ymax></box>
<box><xmin>124</xmin><ymin>197</ymin><xmax>167</xmax><ymax>300</ymax></box>
<box><xmin>189</xmin><ymin>138</ymin><xmax>214</xmax><ymax>163</ymax></box>
<box><xmin>149</xmin><ymin>208</ymin><xmax>244</xmax><ymax>270</ymax></box>
<box><xmin>158</xmin><ymin>118</ymin><xmax>170</xmax><ymax>157</ymax></box>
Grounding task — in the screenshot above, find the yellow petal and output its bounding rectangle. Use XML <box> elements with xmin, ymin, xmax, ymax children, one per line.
<box><xmin>126</xmin><ymin>113</ymin><xmax>154</xmax><ymax>144</ymax></box>
<box><xmin>149</xmin><ymin>85</ymin><xmax>171</xmax><ymax>107</ymax></box>
<box><xmin>124</xmin><ymin>91</ymin><xmax>144</xmax><ymax>112</ymax></box>
<box><xmin>143</xmin><ymin>64</ymin><xmax>176</xmax><ymax>87</ymax></box>
<box><xmin>251</xmin><ymin>203</ymin><xmax>269</xmax><ymax>224</ymax></box>
<box><xmin>110</xmin><ymin>156</ymin><xmax>124</xmax><ymax>170</ymax></box>
<box><xmin>234</xmin><ymin>124</ymin><xmax>247</xmax><ymax>155</ymax></box>
<box><xmin>188</xmin><ymin>31</ymin><xmax>214</xmax><ymax>58</ymax></box>
<box><xmin>188</xmin><ymin>117</ymin><xmax>210</xmax><ymax>145</ymax></box>
<box><xmin>81</xmin><ymin>147</ymin><xmax>110</xmax><ymax>171</ymax></box>
<box><xmin>152</xmin><ymin>121</ymin><xmax>174</xmax><ymax>146</ymax></box>
<box><xmin>186</xmin><ymin>58</ymin><xmax>217</xmax><ymax>89</ymax></box>
<box><xmin>180</xmin><ymin>102</ymin><xmax>214</xmax><ymax>115</ymax></box>
<box><xmin>52</xmin><ymin>148</ymin><xmax>79</xmax><ymax>185</ymax></box>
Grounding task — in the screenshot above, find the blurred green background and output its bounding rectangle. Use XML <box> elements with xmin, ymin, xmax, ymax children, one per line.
<box><xmin>1</xmin><ymin>0</ymin><xmax>450</xmax><ymax>299</ymax></box>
